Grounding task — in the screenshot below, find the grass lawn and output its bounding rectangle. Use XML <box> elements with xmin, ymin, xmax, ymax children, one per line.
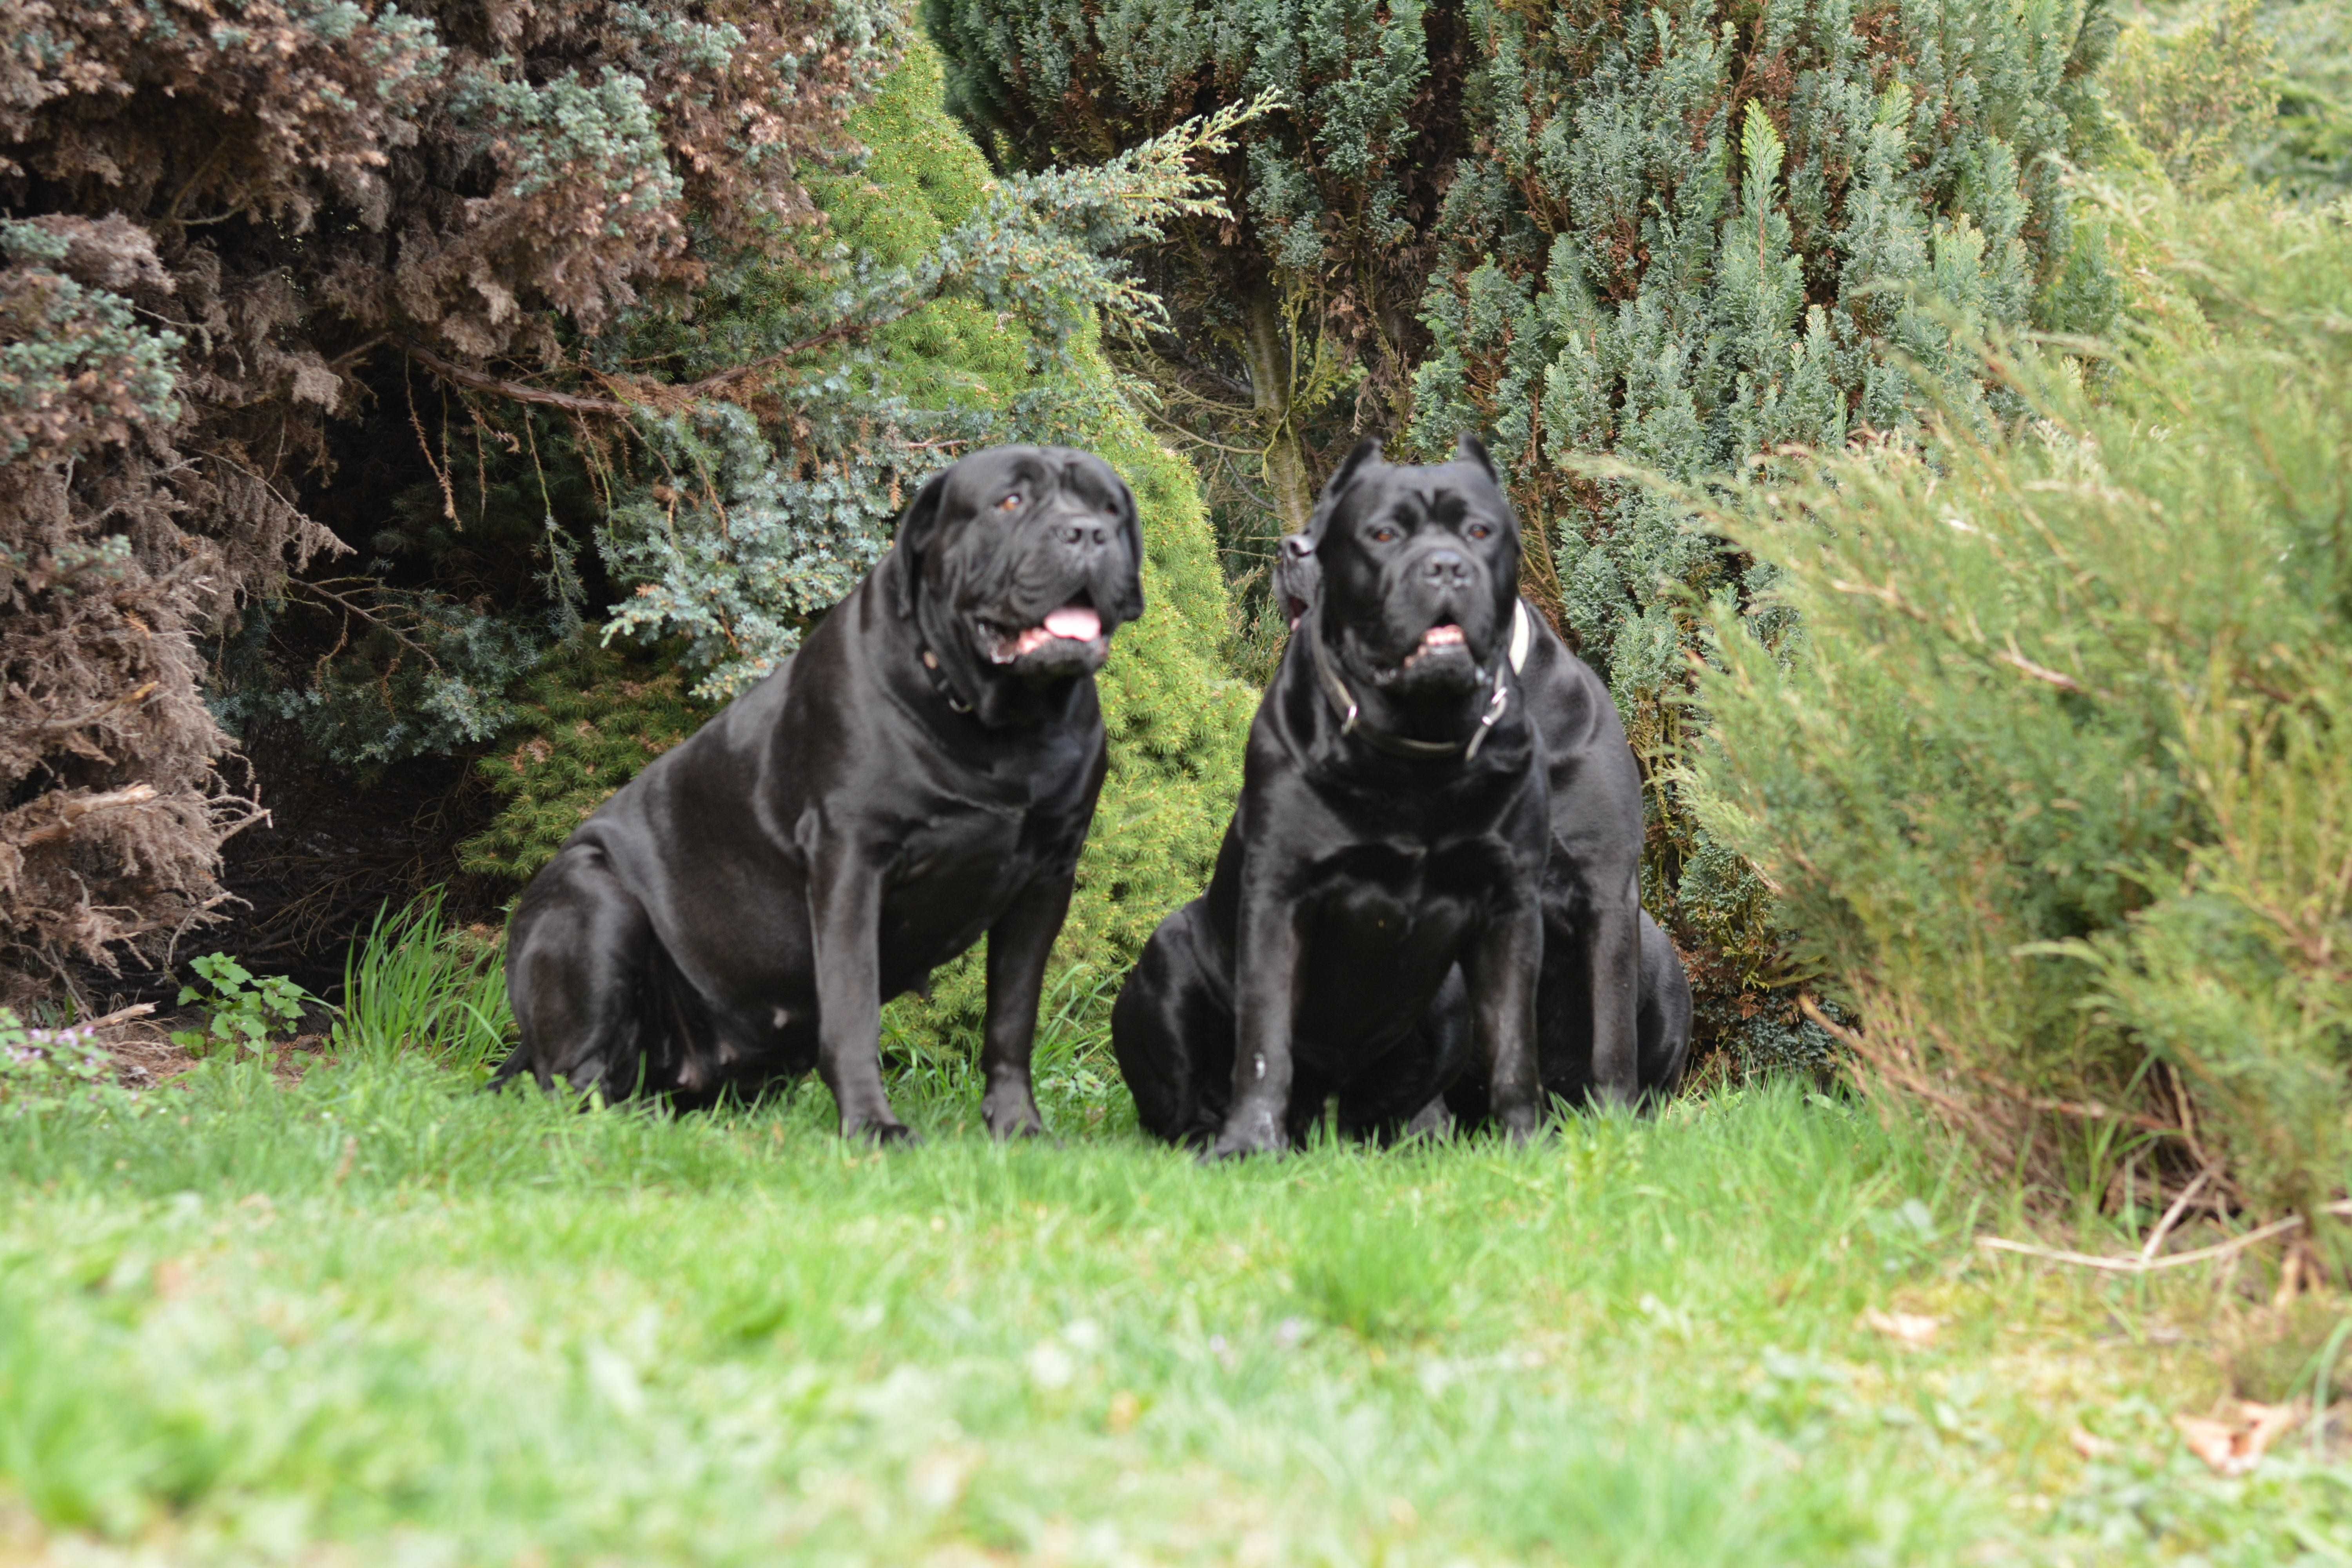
<box><xmin>0</xmin><ymin>1027</ymin><xmax>2345</xmax><ymax>1566</ymax></box>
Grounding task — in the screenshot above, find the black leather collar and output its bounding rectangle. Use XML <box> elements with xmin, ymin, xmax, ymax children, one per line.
<box><xmin>917</xmin><ymin>643</ymin><xmax>976</xmax><ymax>715</ymax></box>
<box><xmin>1305</xmin><ymin>603</ymin><xmax>1529</xmax><ymax>762</ymax></box>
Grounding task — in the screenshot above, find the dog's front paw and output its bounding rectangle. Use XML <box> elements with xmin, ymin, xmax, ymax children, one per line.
<box><xmin>842</xmin><ymin>1115</ymin><xmax>921</xmax><ymax>1147</ymax></box>
<box><xmin>1205</xmin><ymin>1109</ymin><xmax>1288</xmax><ymax>1162</ymax></box>
<box><xmin>1493</xmin><ymin>1102</ymin><xmax>1544</xmax><ymax>1145</ymax></box>
<box><xmin>981</xmin><ymin>1089</ymin><xmax>1047</xmax><ymax>1141</ymax></box>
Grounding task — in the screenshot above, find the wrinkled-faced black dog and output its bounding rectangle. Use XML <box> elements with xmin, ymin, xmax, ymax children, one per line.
<box><xmin>1269</xmin><ymin>466</ymin><xmax>1692</xmax><ymax>1122</ymax></box>
<box><xmin>497</xmin><ymin>446</ymin><xmax>1143</xmax><ymax>1141</ymax></box>
<box><xmin>1112</xmin><ymin>437</ymin><xmax>1552</xmax><ymax>1156</ymax></box>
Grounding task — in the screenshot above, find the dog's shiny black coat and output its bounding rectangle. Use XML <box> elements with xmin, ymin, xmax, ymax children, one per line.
<box><xmin>1111</xmin><ymin>438</ymin><xmax>1552</xmax><ymax>1155</ymax></box>
<box><xmin>497</xmin><ymin>446</ymin><xmax>1143</xmax><ymax>1140</ymax></box>
<box><xmin>1271</xmin><ymin>475</ymin><xmax>1692</xmax><ymax>1122</ymax></box>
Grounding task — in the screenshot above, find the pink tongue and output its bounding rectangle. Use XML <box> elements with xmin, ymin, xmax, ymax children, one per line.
<box><xmin>1044</xmin><ymin>605</ymin><xmax>1102</xmax><ymax>641</ymax></box>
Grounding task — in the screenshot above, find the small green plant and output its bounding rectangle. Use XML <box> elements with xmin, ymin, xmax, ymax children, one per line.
<box><xmin>333</xmin><ymin>895</ymin><xmax>513</xmax><ymax>1070</ymax></box>
<box><xmin>171</xmin><ymin>953</ymin><xmax>314</xmax><ymax>1059</ymax></box>
<box><xmin>0</xmin><ymin>1009</ymin><xmax>141</xmax><ymax>1118</ymax></box>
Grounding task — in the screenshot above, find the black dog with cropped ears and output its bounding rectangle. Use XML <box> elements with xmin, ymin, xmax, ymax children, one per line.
<box><xmin>498</xmin><ymin>445</ymin><xmax>1144</xmax><ymax>1141</ymax></box>
<box><xmin>1269</xmin><ymin>459</ymin><xmax>1691</xmax><ymax>1123</ymax></box>
<box><xmin>1112</xmin><ymin>437</ymin><xmax>1552</xmax><ymax>1155</ymax></box>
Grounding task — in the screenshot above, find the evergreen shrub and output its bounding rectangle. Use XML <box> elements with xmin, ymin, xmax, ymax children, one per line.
<box><xmin>1688</xmin><ymin>193</ymin><xmax>2352</xmax><ymax>1232</ymax></box>
<box><xmin>925</xmin><ymin>0</ymin><xmax>1465</xmax><ymax>537</ymax></box>
<box><xmin>0</xmin><ymin>0</ymin><xmax>900</xmax><ymax>998</ymax></box>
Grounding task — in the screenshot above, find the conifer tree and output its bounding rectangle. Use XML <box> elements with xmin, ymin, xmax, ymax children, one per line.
<box><xmin>922</xmin><ymin>0</ymin><xmax>1468</xmax><ymax>536</ymax></box>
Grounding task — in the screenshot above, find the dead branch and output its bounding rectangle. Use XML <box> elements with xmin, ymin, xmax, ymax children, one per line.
<box><xmin>11</xmin><ymin>784</ymin><xmax>161</xmax><ymax>848</ymax></box>
<box><xmin>397</xmin><ymin>310</ymin><xmax>900</xmax><ymax>421</ymax></box>
<box><xmin>1976</xmin><ymin>1201</ymin><xmax>2352</xmax><ymax>1275</ymax></box>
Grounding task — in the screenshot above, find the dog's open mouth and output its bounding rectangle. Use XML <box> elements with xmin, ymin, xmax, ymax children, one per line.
<box><xmin>983</xmin><ymin>602</ymin><xmax>1104</xmax><ymax>664</ymax></box>
<box><xmin>1399</xmin><ymin>623</ymin><xmax>1467</xmax><ymax>670</ymax></box>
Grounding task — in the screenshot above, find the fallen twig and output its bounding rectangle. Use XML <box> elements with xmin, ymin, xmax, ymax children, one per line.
<box><xmin>2141</xmin><ymin>1167</ymin><xmax>2214</xmax><ymax>1263</ymax></box>
<box><xmin>81</xmin><ymin>1002</ymin><xmax>157</xmax><ymax>1031</ymax></box>
<box><xmin>1975</xmin><ymin>1209</ymin><xmax>2347</xmax><ymax>1274</ymax></box>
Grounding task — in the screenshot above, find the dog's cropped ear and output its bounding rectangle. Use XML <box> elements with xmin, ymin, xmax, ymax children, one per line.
<box><xmin>1308</xmin><ymin>439</ymin><xmax>1383</xmax><ymax>538</ymax></box>
<box><xmin>1452</xmin><ymin>433</ymin><xmax>1500</xmax><ymax>482</ymax></box>
<box><xmin>1321</xmin><ymin>439</ymin><xmax>1383</xmax><ymax>508</ymax></box>
<box><xmin>1112</xmin><ymin>470</ymin><xmax>1147</xmax><ymax>622</ymax></box>
<box><xmin>887</xmin><ymin>465</ymin><xmax>955</xmax><ymax>620</ymax></box>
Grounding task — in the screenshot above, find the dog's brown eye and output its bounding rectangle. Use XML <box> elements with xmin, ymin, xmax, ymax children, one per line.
<box><xmin>1370</xmin><ymin>526</ymin><xmax>1397</xmax><ymax>543</ymax></box>
<box><xmin>1468</xmin><ymin>523</ymin><xmax>1492</xmax><ymax>539</ymax></box>
<box><xmin>997</xmin><ymin>492</ymin><xmax>1024</xmax><ymax>512</ymax></box>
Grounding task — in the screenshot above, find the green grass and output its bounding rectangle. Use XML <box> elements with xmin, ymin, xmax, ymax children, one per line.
<box><xmin>4</xmin><ymin>1033</ymin><xmax>2347</xmax><ymax>1565</ymax></box>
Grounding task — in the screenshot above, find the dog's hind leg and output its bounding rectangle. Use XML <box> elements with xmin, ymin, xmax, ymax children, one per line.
<box><xmin>1635</xmin><ymin>912</ymin><xmax>1693</xmax><ymax>1104</ymax></box>
<box><xmin>504</xmin><ymin>843</ymin><xmax>662</xmax><ymax>1099</ymax></box>
<box><xmin>1110</xmin><ymin>905</ymin><xmax>1229</xmax><ymax>1147</ymax></box>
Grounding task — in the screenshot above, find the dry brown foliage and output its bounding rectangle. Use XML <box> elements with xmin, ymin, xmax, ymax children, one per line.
<box><xmin>0</xmin><ymin>0</ymin><xmax>895</xmax><ymax>1000</ymax></box>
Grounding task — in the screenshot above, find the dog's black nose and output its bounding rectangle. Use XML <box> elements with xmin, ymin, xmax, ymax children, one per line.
<box><xmin>1282</xmin><ymin>535</ymin><xmax>1314</xmax><ymax>561</ymax></box>
<box><xmin>1060</xmin><ymin>520</ymin><xmax>1110</xmax><ymax>548</ymax></box>
<box><xmin>1420</xmin><ymin>549</ymin><xmax>1472</xmax><ymax>584</ymax></box>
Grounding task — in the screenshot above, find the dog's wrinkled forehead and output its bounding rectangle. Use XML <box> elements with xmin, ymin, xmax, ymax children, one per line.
<box><xmin>938</xmin><ymin>445</ymin><xmax>1123</xmax><ymax>528</ymax></box>
<box><xmin>1313</xmin><ymin>445</ymin><xmax>1516</xmax><ymax>572</ymax></box>
<box><xmin>1332</xmin><ymin>462</ymin><xmax>1510</xmax><ymax>539</ymax></box>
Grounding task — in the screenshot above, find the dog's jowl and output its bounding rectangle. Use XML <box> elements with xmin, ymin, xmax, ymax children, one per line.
<box><xmin>498</xmin><ymin>446</ymin><xmax>1144</xmax><ymax>1141</ymax></box>
<box><xmin>1112</xmin><ymin>436</ymin><xmax>1553</xmax><ymax>1156</ymax></box>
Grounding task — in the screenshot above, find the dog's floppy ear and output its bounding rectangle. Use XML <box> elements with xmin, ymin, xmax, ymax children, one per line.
<box><xmin>1112</xmin><ymin>470</ymin><xmax>1147</xmax><ymax>622</ymax></box>
<box><xmin>887</xmin><ymin>465</ymin><xmax>955</xmax><ymax>620</ymax></box>
<box><xmin>1452</xmin><ymin>433</ymin><xmax>1499</xmax><ymax>482</ymax></box>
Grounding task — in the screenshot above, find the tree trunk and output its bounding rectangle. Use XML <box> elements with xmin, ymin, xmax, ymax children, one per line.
<box><xmin>1240</xmin><ymin>284</ymin><xmax>1317</xmax><ymax>538</ymax></box>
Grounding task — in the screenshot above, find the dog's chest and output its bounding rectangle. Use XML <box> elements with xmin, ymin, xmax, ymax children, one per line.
<box><xmin>874</xmin><ymin>804</ymin><xmax>1049</xmax><ymax>962</ymax></box>
<box><xmin>1311</xmin><ymin>853</ymin><xmax>1474</xmax><ymax>952</ymax></box>
<box><xmin>1291</xmin><ymin>842</ymin><xmax>1483</xmax><ymax>1025</ymax></box>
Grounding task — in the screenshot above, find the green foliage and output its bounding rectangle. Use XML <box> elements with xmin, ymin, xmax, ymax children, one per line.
<box><xmin>169</xmin><ymin>954</ymin><xmax>315</xmax><ymax>1060</ymax></box>
<box><xmin>1401</xmin><ymin>0</ymin><xmax>2119</xmax><ymax>1063</ymax></box>
<box><xmin>0</xmin><ymin>1009</ymin><xmax>142</xmax><ymax>1120</ymax></box>
<box><xmin>463</xmin><ymin>44</ymin><xmax>1251</xmax><ymax>1036</ymax></box>
<box><xmin>216</xmin><ymin>585</ymin><xmax>557</xmax><ymax>771</ymax></box>
<box><xmin>928</xmin><ymin>0</ymin><xmax>1436</xmax><ymax>285</ymax></box>
<box><xmin>0</xmin><ymin>219</ymin><xmax>179</xmax><ymax>462</ymax></box>
<box><xmin>2253</xmin><ymin>0</ymin><xmax>2352</xmax><ymax>194</ymax></box>
<box><xmin>2112</xmin><ymin>0</ymin><xmax>2352</xmax><ymax>198</ymax></box>
<box><xmin>459</xmin><ymin>641</ymin><xmax>710</xmax><ymax>882</ymax></box>
<box><xmin>331</xmin><ymin>896</ymin><xmax>514</xmax><ymax>1073</ymax></box>
<box><xmin>1687</xmin><ymin>192</ymin><xmax>2352</xmax><ymax>1226</ymax></box>
<box><xmin>926</xmin><ymin>0</ymin><xmax>1463</xmax><ymax>539</ymax></box>
<box><xmin>2105</xmin><ymin>0</ymin><xmax>2276</xmax><ymax>191</ymax></box>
